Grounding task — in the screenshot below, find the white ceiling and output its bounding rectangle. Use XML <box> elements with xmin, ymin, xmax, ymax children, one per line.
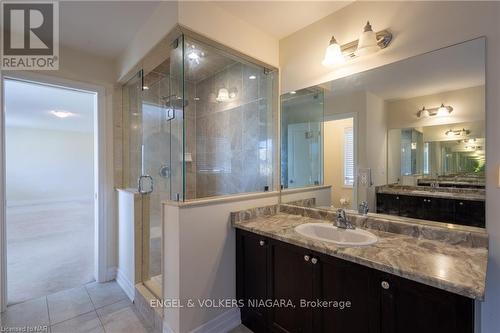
<box><xmin>320</xmin><ymin>38</ymin><xmax>485</xmax><ymax>101</ymax></box>
<box><xmin>58</xmin><ymin>1</ymin><xmax>352</xmax><ymax>59</ymax></box>
<box><xmin>60</xmin><ymin>1</ymin><xmax>160</xmax><ymax>59</ymax></box>
<box><xmin>5</xmin><ymin>79</ymin><xmax>96</xmax><ymax>133</ymax></box>
<box><xmin>216</xmin><ymin>1</ymin><xmax>352</xmax><ymax>39</ymax></box>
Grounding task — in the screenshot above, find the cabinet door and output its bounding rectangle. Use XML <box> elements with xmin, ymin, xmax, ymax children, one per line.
<box><xmin>236</xmin><ymin>230</ymin><xmax>269</xmax><ymax>333</ymax></box>
<box><xmin>270</xmin><ymin>241</ymin><xmax>314</xmax><ymax>333</ymax></box>
<box><xmin>313</xmin><ymin>254</ymin><xmax>378</xmax><ymax>333</ymax></box>
<box><xmin>420</xmin><ymin>197</ymin><xmax>455</xmax><ymax>222</ymax></box>
<box><xmin>376</xmin><ymin>273</ymin><xmax>474</xmax><ymax>333</ymax></box>
<box><xmin>398</xmin><ymin>195</ymin><xmax>420</xmax><ymax>219</ymax></box>
<box><xmin>455</xmin><ymin>200</ymin><xmax>485</xmax><ymax>228</ymax></box>
<box><xmin>376</xmin><ymin>193</ymin><xmax>400</xmax><ymax>215</ymax></box>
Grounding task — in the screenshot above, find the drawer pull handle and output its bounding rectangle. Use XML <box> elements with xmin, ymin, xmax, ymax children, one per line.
<box><xmin>311</xmin><ymin>258</ymin><xmax>318</xmax><ymax>265</ymax></box>
<box><xmin>304</xmin><ymin>255</ymin><xmax>310</xmax><ymax>262</ymax></box>
<box><xmin>381</xmin><ymin>281</ymin><xmax>390</xmax><ymax>290</ymax></box>
<box><xmin>259</xmin><ymin>240</ymin><xmax>265</xmax><ymax>246</ymax></box>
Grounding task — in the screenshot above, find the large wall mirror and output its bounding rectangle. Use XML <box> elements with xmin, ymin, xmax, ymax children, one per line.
<box><xmin>280</xmin><ymin>37</ymin><xmax>486</xmax><ymax>228</ymax></box>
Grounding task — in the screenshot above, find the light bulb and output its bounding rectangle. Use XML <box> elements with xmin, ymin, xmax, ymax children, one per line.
<box><xmin>322</xmin><ymin>36</ymin><xmax>345</xmax><ymax>66</ymax></box>
<box><xmin>216</xmin><ymin>88</ymin><xmax>230</xmax><ymax>102</ymax></box>
<box><xmin>418</xmin><ymin>107</ymin><xmax>429</xmax><ymax>118</ymax></box>
<box><xmin>355</xmin><ymin>21</ymin><xmax>379</xmax><ymax>57</ymax></box>
<box><xmin>437</xmin><ymin>104</ymin><xmax>451</xmax><ymax>116</ymax></box>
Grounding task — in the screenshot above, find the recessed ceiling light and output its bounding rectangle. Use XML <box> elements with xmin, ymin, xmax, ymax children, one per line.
<box><xmin>50</xmin><ymin>110</ymin><xmax>75</xmax><ymax>118</ymax></box>
<box><xmin>248</xmin><ymin>75</ymin><xmax>257</xmax><ymax>80</ymax></box>
<box><xmin>290</xmin><ymin>91</ymin><xmax>296</xmax><ymax>95</ymax></box>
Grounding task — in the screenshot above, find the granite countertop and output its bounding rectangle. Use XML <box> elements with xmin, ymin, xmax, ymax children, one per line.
<box><xmin>377</xmin><ymin>185</ymin><xmax>485</xmax><ymax>201</ymax></box>
<box><xmin>232</xmin><ymin>212</ymin><xmax>488</xmax><ymax>300</ymax></box>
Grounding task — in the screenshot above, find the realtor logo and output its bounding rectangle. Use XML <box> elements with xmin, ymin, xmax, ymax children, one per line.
<box><xmin>1</xmin><ymin>1</ymin><xmax>59</xmax><ymax>70</ymax></box>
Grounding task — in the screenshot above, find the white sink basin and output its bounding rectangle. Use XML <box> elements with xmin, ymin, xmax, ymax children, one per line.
<box><xmin>294</xmin><ymin>223</ymin><xmax>378</xmax><ymax>246</ymax></box>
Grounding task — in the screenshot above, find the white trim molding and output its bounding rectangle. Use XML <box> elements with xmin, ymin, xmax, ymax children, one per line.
<box><xmin>189</xmin><ymin>308</ymin><xmax>241</xmax><ymax>333</ymax></box>
<box><xmin>0</xmin><ymin>72</ymin><xmax>112</xmax><ymax>309</ymax></box>
<box><xmin>116</xmin><ymin>268</ymin><xmax>134</xmax><ymax>301</ymax></box>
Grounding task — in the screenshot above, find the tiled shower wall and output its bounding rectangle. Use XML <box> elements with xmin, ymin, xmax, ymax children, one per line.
<box><xmin>193</xmin><ymin>62</ymin><xmax>273</xmax><ymax>198</ymax></box>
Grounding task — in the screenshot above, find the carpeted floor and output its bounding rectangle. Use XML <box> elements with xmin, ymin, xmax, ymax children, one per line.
<box><xmin>7</xmin><ymin>200</ymin><xmax>95</xmax><ymax>305</ymax></box>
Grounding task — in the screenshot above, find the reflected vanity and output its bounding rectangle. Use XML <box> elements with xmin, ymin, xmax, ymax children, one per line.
<box><xmin>280</xmin><ymin>37</ymin><xmax>486</xmax><ymax>229</ymax></box>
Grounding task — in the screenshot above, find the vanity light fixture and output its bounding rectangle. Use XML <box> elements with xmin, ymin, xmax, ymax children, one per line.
<box><xmin>50</xmin><ymin>110</ymin><xmax>75</xmax><ymax>118</ymax></box>
<box><xmin>322</xmin><ymin>21</ymin><xmax>393</xmax><ymax>67</ymax></box>
<box><xmin>216</xmin><ymin>88</ymin><xmax>237</xmax><ymax>102</ymax></box>
<box><xmin>216</xmin><ymin>88</ymin><xmax>230</xmax><ymax>102</ymax></box>
<box><xmin>445</xmin><ymin>128</ymin><xmax>470</xmax><ymax>137</ymax></box>
<box><xmin>417</xmin><ymin>104</ymin><xmax>453</xmax><ymax>118</ymax></box>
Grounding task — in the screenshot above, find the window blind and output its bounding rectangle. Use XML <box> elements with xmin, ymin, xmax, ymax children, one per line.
<box><xmin>344</xmin><ymin>127</ymin><xmax>354</xmax><ymax>186</ymax></box>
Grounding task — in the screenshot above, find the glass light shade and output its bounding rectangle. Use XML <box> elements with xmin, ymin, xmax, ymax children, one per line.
<box><xmin>216</xmin><ymin>88</ymin><xmax>230</xmax><ymax>102</ymax></box>
<box><xmin>355</xmin><ymin>22</ymin><xmax>379</xmax><ymax>57</ymax></box>
<box><xmin>322</xmin><ymin>38</ymin><xmax>345</xmax><ymax>66</ymax></box>
<box><xmin>419</xmin><ymin>108</ymin><xmax>430</xmax><ymax>118</ymax></box>
<box><xmin>437</xmin><ymin>104</ymin><xmax>451</xmax><ymax>116</ymax></box>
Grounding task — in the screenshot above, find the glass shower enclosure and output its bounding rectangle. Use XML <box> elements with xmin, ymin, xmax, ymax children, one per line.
<box><xmin>122</xmin><ymin>32</ymin><xmax>277</xmax><ymax>298</ymax></box>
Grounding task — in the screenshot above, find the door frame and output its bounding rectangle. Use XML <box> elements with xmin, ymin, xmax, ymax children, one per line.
<box><xmin>0</xmin><ymin>71</ymin><xmax>110</xmax><ymax>310</ymax></box>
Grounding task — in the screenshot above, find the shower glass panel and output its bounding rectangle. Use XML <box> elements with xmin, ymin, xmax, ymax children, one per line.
<box><xmin>122</xmin><ymin>36</ymin><xmax>185</xmax><ymax>298</ymax></box>
<box><xmin>183</xmin><ymin>36</ymin><xmax>276</xmax><ymax>199</ymax></box>
<box><xmin>281</xmin><ymin>88</ymin><xmax>324</xmax><ymax>189</ymax></box>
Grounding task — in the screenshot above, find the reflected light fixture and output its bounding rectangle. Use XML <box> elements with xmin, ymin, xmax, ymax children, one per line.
<box><xmin>445</xmin><ymin>128</ymin><xmax>470</xmax><ymax>137</ymax></box>
<box><xmin>216</xmin><ymin>88</ymin><xmax>230</xmax><ymax>102</ymax></box>
<box><xmin>417</xmin><ymin>104</ymin><xmax>453</xmax><ymax>118</ymax></box>
<box><xmin>248</xmin><ymin>75</ymin><xmax>257</xmax><ymax>80</ymax></box>
<box><xmin>437</xmin><ymin>103</ymin><xmax>453</xmax><ymax>116</ymax></box>
<box><xmin>50</xmin><ymin>110</ymin><xmax>75</xmax><ymax>118</ymax></box>
<box><xmin>187</xmin><ymin>44</ymin><xmax>204</xmax><ymax>65</ymax></box>
<box><xmin>322</xmin><ymin>21</ymin><xmax>392</xmax><ymax>67</ymax></box>
<box><xmin>143</xmin><ymin>86</ymin><xmax>149</xmax><ymax>90</ymax></box>
<box><xmin>216</xmin><ymin>88</ymin><xmax>237</xmax><ymax>102</ymax></box>
<box><xmin>290</xmin><ymin>91</ymin><xmax>296</xmax><ymax>95</ymax></box>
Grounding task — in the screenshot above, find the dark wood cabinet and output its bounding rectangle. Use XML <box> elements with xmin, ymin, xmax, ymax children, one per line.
<box><xmin>269</xmin><ymin>241</ymin><xmax>314</xmax><ymax>333</ymax></box>
<box><xmin>376</xmin><ymin>193</ymin><xmax>484</xmax><ymax>228</ymax></box>
<box><xmin>314</xmin><ymin>253</ymin><xmax>378</xmax><ymax>333</ymax></box>
<box><xmin>236</xmin><ymin>229</ymin><xmax>475</xmax><ymax>333</ymax></box>
<box><xmin>236</xmin><ymin>230</ymin><xmax>270</xmax><ymax>333</ymax></box>
<box><xmin>455</xmin><ymin>200</ymin><xmax>485</xmax><ymax>228</ymax></box>
<box><xmin>375</xmin><ymin>273</ymin><xmax>474</xmax><ymax>333</ymax></box>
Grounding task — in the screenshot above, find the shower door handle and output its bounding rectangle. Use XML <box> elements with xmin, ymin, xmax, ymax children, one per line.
<box><xmin>138</xmin><ymin>175</ymin><xmax>154</xmax><ymax>194</ymax></box>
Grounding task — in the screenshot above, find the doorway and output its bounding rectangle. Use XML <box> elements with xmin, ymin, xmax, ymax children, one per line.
<box><xmin>3</xmin><ymin>77</ymin><xmax>99</xmax><ymax>305</ymax></box>
<box><xmin>323</xmin><ymin>115</ymin><xmax>355</xmax><ymax>209</ymax></box>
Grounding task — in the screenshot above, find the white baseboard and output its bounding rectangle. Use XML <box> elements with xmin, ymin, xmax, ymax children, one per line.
<box><xmin>116</xmin><ymin>268</ymin><xmax>134</xmax><ymax>301</ymax></box>
<box><xmin>189</xmin><ymin>308</ymin><xmax>241</xmax><ymax>333</ymax></box>
<box><xmin>106</xmin><ymin>266</ymin><xmax>117</xmax><ymax>281</ymax></box>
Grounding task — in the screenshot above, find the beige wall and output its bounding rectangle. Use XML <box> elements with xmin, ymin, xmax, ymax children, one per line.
<box><xmin>117</xmin><ymin>1</ymin><xmax>279</xmax><ymax>81</ymax></box>
<box><xmin>386</xmin><ymin>85</ymin><xmax>485</xmax><ymax>129</ymax></box>
<box><xmin>279</xmin><ymin>2</ymin><xmax>500</xmax><ymax>330</ymax></box>
<box><xmin>324</xmin><ymin>118</ymin><xmax>353</xmax><ymax>208</ymax></box>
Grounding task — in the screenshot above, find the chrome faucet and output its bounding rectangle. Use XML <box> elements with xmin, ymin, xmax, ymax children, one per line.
<box><xmin>358</xmin><ymin>201</ymin><xmax>369</xmax><ymax>215</ymax></box>
<box><xmin>335</xmin><ymin>209</ymin><xmax>355</xmax><ymax>229</ymax></box>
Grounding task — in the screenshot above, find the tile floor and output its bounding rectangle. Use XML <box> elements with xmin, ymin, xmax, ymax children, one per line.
<box><xmin>0</xmin><ymin>281</ymin><xmax>153</xmax><ymax>333</ymax></box>
<box><xmin>7</xmin><ymin>200</ymin><xmax>95</xmax><ymax>304</ymax></box>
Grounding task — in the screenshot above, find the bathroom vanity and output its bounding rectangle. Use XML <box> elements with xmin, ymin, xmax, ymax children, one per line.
<box><xmin>376</xmin><ymin>185</ymin><xmax>485</xmax><ymax>227</ymax></box>
<box><xmin>232</xmin><ymin>205</ymin><xmax>487</xmax><ymax>333</ymax></box>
